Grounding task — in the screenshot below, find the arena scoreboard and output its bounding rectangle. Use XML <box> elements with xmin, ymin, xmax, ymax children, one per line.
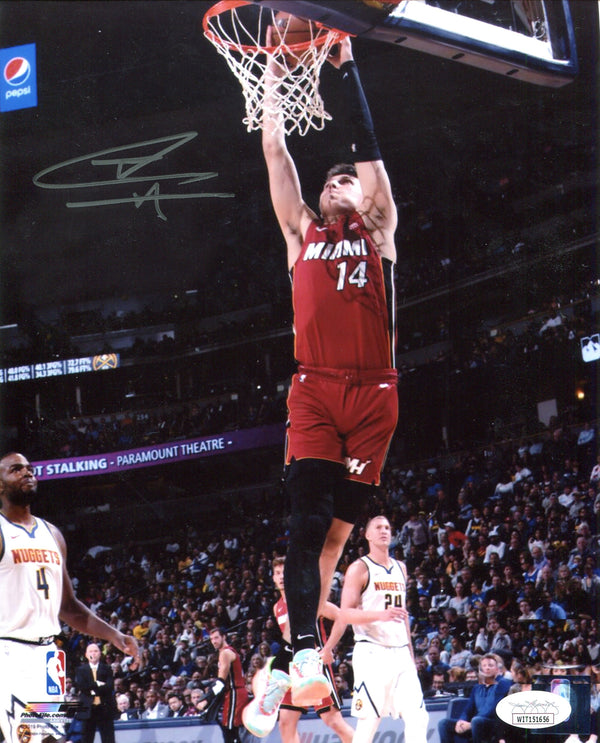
<box><xmin>0</xmin><ymin>354</ymin><xmax>120</xmax><ymax>383</ymax></box>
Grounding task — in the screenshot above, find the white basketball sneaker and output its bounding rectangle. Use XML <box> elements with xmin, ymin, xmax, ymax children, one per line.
<box><xmin>242</xmin><ymin>665</ymin><xmax>291</xmax><ymax>738</ymax></box>
<box><xmin>289</xmin><ymin>648</ymin><xmax>331</xmax><ymax>706</ymax></box>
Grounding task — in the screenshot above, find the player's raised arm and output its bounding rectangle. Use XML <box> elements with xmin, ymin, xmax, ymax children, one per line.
<box><xmin>327</xmin><ymin>37</ymin><xmax>397</xmax><ymax>261</ymax></box>
<box><xmin>261</xmin><ymin>28</ymin><xmax>316</xmax><ymax>268</ymax></box>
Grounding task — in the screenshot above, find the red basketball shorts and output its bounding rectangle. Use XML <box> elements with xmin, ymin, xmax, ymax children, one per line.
<box><xmin>285</xmin><ymin>365</ymin><xmax>398</xmax><ymax>486</ymax></box>
<box><xmin>221</xmin><ymin>686</ymin><xmax>249</xmax><ymax>728</ymax></box>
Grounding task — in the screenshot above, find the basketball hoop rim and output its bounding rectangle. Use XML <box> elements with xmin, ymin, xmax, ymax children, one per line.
<box><xmin>202</xmin><ymin>0</ymin><xmax>350</xmax><ymax>55</ymax></box>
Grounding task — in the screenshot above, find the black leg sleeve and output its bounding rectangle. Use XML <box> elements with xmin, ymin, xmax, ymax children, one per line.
<box><xmin>284</xmin><ymin>458</ymin><xmax>343</xmax><ymax>652</ymax></box>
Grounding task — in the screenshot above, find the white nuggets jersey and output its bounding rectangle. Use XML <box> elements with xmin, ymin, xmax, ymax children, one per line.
<box><xmin>353</xmin><ymin>556</ymin><xmax>409</xmax><ymax>647</ymax></box>
<box><xmin>0</xmin><ymin>515</ymin><xmax>63</xmax><ymax>640</ymax></box>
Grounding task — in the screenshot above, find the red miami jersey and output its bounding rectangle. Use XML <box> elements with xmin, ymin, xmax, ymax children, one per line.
<box><xmin>291</xmin><ymin>212</ymin><xmax>396</xmax><ymax>370</ymax></box>
<box><xmin>220</xmin><ymin>642</ymin><xmax>249</xmax><ymax>728</ymax></box>
<box><xmin>274</xmin><ymin>596</ymin><xmax>289</xmax><ymax>638</ymax></box>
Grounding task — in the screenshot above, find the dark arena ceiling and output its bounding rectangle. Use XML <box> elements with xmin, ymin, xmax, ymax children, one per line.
<box><xmin>0</xmin><ymin>0</ymin><xmax>597</xmax><ymax>322</ymax></box>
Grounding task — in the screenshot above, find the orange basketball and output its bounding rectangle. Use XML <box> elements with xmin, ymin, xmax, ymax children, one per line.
<box><xmin>273</xmin><ymin>11</ymin><xmax>316</xmax><ymax>49</ymax></box>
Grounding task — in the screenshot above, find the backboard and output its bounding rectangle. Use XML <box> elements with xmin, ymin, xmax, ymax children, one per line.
<box><xmin>249</xmin><ymin>0</ymin><xmax>578</xmax><ymax>87</ymax></box>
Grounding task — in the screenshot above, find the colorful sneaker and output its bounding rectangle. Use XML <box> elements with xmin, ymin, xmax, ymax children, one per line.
<box><xmin>289</xmin><ymin>648</ymin><xmax>331</xmax><ymax>706</ymax></box>
<box><xmin>242</xmin><ymin>667</ymin><xmax>291</xmax><ymax>738</ymax></box>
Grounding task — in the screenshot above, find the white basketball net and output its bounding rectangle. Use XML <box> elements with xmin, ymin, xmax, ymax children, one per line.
<box><xmin>203</xmin><ymin>3</ymin><xmax>347</xmax><ymax>136</ymax></box>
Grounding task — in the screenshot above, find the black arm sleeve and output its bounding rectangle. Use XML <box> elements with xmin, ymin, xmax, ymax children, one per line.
<box><xmin>339</xmin><ymin>60</ymin><xmax>382</xmax><ymax>163</ymax></box>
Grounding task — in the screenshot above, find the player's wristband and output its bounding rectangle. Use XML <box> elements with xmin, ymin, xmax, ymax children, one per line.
<box><xmin>202</xmin><ymin>678</ymin><xmax>225</xmax><ymax>705</ymax></box>
<box><xmin>211</xmin><ymin>679</ymin><xmax>225</xmax><ymax>696</ymax></box>
<box><xmin>340</xmin><ymin>60</ymin><xmax>381</xmax><ymax>163</ymax></box>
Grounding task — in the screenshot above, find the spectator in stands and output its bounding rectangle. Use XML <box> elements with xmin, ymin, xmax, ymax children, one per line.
<box><xmin>509</xmin><ymin>663</ymin><xmax>532</xmax><ymax>692</ymax></box>
<box><xmin>589</xmin><ymin>456</ymin><xmax>600</xmax><ymax>485</ymax></box>
<box><xmin>116</xmin><ymin>694</ymin><xmax>139</xmax><ymax>721</ymax></box>
<box><xmin>475</xmin><ymin>615</ymin><xmax>511</xmax><ymax>655</ymax></box>
<box><xmin>582</xmin><ymin>558</ymin><xmax>600</xmax><ymax>600</ymax></box>
<box><xmin>484</xmin><ymin>530</ymin><xmax>506</xmax><ymax>563</ymax></box>
<box><xmin>569</xmin><ymin>536</ymin><xmax>592</xmax><ymax>571</ymax></box>
<box><xmin>425</xmin><ymin>669</ymin><xmax>452</xmax><ymax>698</ymax></box>
<box><xmin>166</xmin><ymin>693</ymin><xmax>187</xmax><ymax>718</ymax></box>
<box><xmin>434</xmin><ymin>621</ymin><xmax>454</xmax><ymax>658</ymax></box>
<box><xmin>468</xmin><ymin>582</ymin><xmax>485</xmax><ymax>611</ymax></box>
<box><xmin>141</xmin><ymin>689</ymin><xmax>169</xmax><ymax>719</ymax></box>
<box><xmin>185</xmin><ymin>688</ymin><xmax>205</xmax><ymax>716</ymax></box>
<box><xmin>425</xmin><ymin>642</ymin><xmax>450</xmax><ymax>675</ymax></box>
<box><xmin>181</xmin><ymin>689</ymin><xmax>194</xmax><ymax>710</ymax></box>
<box><xmin>448</xmin><ymin>667</ymin><xmax>468</xmax><ymax>687</ymax></box>
<box><xmin>484</xmin><ymin>573</ymin><xmax>509</xmax><ymax>611</ymax></box>
<box><xmin>535</xmin><ymin>563</ymin><xmax>556</xmax><ymax>595</ymax></box>
<box><xmin>465</xmin><ymin>507</ymin><xmax>485</xmax><ymax>540</ymax></box>
<box><xmin>333</xmin><ymin>673</ymin><xmax>352</xmax><ymax>699</ymax></box>
<box><xmin>401</xmin><ymin>510</ymin><xmax>430</xmax><ymax>555</ymax></box>
<box><xmin>173</xmin><ymin>651</ymin><xmax>195</xmax><ymax>678</ymax></box>
<box><xmin>448</xmin><ymin>636</ymin><xmax>472</xmax><ymax>669</ymax></box>
<box><xmin>449</xmin><ymin>581</ymin><xmax>470</xmax><ymax>616</ymax></box>
<box><xmin>529</xmin><ymin>543</ymin><xmax>548</xmax><ymax>571</ymax></box>
<box><xmin>461</xmin><ymin>616</ymin><xmax>480</xmax><ymax>653</ymax></box>
<box><xmin>520</xmin><ymin>551</ymin><xmax>540</xmax><ymax>584</ymax></box>
<box><xmin>133</xmin><ymin>617</ymin><xmax>152</xmax><ymax>642</ymax></box>
<box><xmin>564</xmin><ymin>576</ymin><xmax>593</xmax><ymax>619</ymax></box>
<box><xmin>535</xmin><ymin>591</ymin><xmax>567</xmax><ymax>627</ymax></box>
<box><xmin>444</xmin><ymin>521</ymin><xmax>467</xmax><ymax>549</ymax></box>
<box><xmin>517</xmin><ymin>599</ymin><xmax>537</xmax><ymax>623</ymax></box>
<box><xmin>438</xmin><ymin>654</ymin><xmax>511</xmax><ymax>743</ymax></box>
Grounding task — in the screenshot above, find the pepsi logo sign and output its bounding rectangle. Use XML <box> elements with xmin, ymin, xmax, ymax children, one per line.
<box><xmin>4</xmin><ymin>57</ymin><xmax>31</xmax><ymax>86</ymax></box>
<box><xmin>0</xmin><ymin>44</ymin><xmax>37</xmax><ymax>112</ymax></box>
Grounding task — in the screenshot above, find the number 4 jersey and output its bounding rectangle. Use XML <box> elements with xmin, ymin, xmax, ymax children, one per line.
<box><xmin>353</xmin><ymin>556</ymin><xmax>409</xmax><ymax>647</ymax></box>
<box><xmin>0</xmin><ymin>514</ymin><xmax>63</xmax><ymax>640</ymax></box>
<box><xmin>291</xmin><ymin>212</ymin><xmax>396</xmax><ymax>370</ymax></box>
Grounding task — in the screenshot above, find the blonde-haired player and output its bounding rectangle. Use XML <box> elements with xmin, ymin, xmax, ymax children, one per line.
<box><xmin>321</xmin><ymin>515</ymin><xmax>428</xmax><ymax>743</ymax></box>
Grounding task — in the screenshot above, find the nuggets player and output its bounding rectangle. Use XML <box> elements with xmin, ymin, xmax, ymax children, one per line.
<box><xmin>0</xmin><ymin>452</ymin><xmax>138</xmax><ymax>743</ymax></box>
<box><xmin>322</xmin><ymin>515</ymin><xmax>428</xmax><ymax>743</ymax></box>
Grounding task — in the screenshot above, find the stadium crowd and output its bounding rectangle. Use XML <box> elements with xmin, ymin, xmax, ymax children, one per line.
<box><xmin>52</xmin><ymin>420</ymin><xmax>600</xmax><ymax>735</ymax></box>
<box><xmin>12</xmin><ymin>274</ymin><xmax>599</xmax><ymax>466</ymax></box>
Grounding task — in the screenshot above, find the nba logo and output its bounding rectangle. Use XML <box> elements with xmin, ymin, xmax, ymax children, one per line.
<box><xmin>46</xmin><ymin>650</ymin><xmax>66</xmax><ymax>696</ymax></box>
<box><xmin>0</xmin><ymin>43</ymin><xmax>37</xmax><ymax>112</ymax></box>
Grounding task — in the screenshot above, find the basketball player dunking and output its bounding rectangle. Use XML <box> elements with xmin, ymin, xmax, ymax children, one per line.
<box><xmin>0</xmin><ymin>452</ymin><xmax>138</xmax><ymax>743</ymax></box>
<box><xmin>261</xmin><ymin>34</ymin><xmax>398</xmax><ymax>706</ymax></box>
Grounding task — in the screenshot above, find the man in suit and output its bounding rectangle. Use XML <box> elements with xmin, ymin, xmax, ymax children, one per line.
<box><xmin>116</xmin><ymin>694</ymin><xmax>139</xmax><ymax>721</ymax></box>
<box><xmin>140</xmin><ymin>689</ymin><xmax>169</xmax><ymax>719</ymax></box>
<box><xmin>166</xmin><ymin>693</ymin><xmax>187</xmax><ymax>718</ymax></box>
<box><xmin>75</xmin><ymin>643</ymin><xmax>117</xmax><ymax>743</ymax></box>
